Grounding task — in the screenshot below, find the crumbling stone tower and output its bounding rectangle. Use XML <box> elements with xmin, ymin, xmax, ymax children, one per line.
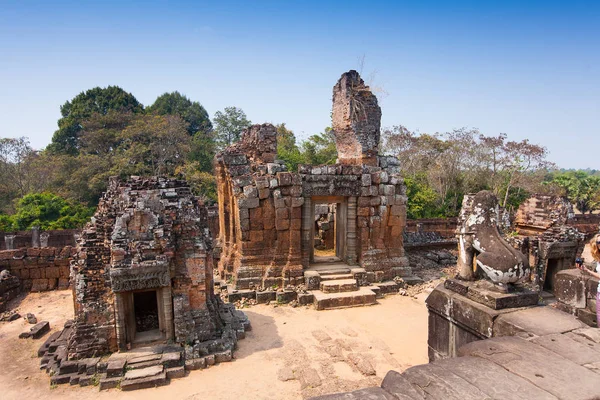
<box><xmin>332</xmin><ymin>69</ymin><xmax>382</xmax><ymax>166</ymax></box>
<box><xmin>68</xmin><ymin>177</ymin><xmax>247</xmax><ymax>359</ymax></box>
<box><xmin>215</xmin><ymin>71</ymin><xmax>410</xmax><ymax>295</ymax></box>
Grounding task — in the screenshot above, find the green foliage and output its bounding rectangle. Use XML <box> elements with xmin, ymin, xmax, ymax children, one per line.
<box><xmin>383</xmin><ymin>125</ymin><xmax>552</xmax><ymax>218</ymax></box>
<box><xmin>276</xmin><ymin>125</ymin><xmax>338</xmax><ymax>171</ymax></box>
<box><xmin>276</xmin><ymin>123</ymin><xmax>303</xmax><ymax>172</ymax></box>
<box><xmin>404</xmin><ymin>175</ymin><xmax>441</xmax><ymax>219</ymax></box>
<box><xmin>188</xmin><ymin>132</ymin><xmax>218</xmax><ymax>173</ymax></box>
<box><xmin>1</xmin><ymin>192</ymin><xmax>94</xmax><ymax>231</ymax></box>
<box><xmin>175</xmin><ymin>162</ymin><xmax>217</xmax><ymax>203</ymax></box>
<box><xmin>550</xmin><ymin>171</ymin><xmax>600</xmax><ymax>213</ymax></box>
<box><xmin>147</xmin><ymin>91</ymin><xmax>212</xmax><ymax>136</ymax></box>
<box><xmin>48</xmin><ymin>86</ymin><xmax>143</xmax><ymax>155</ymax></box>
<box><xmin>213</xmin><ymin>107</ymin><xmax>251</xmax><ymax>149</ymax></box>
<box><xmin>300</xmin><ymin>129</ymin><xmax>338</xmax><ymax>166</ymax></box>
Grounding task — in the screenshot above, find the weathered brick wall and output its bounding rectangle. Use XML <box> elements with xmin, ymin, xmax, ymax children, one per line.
<box><xmin>405</xmin><ymin>218</ymin><xmax>457</xmax><ymax>239</ymax></box>
<box><xmin>0</xmin><ymin>246</ymin><xmax>74</xmax><ymax>292</ymax></box>
<box><xmin>567</xmin><ymin>214</ymin><xmax>600</xmax><ymax>237</ymax></box>
<box><xmin>215</xmin><ymin>71</ymin><xmax>411</xmax><ymax>289</ymax></box>
<box><xmin>0</xmin><ymin>229</ymin><xmax>79</xmax><ymax>250</ymax></box>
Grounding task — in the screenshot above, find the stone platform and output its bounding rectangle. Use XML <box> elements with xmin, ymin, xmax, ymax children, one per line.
<box><xmin>310</xmin><ymin>321</ymin><xmax>600</xmax><ymax>399</ymax></box>
<box><xmin>444</xmin><ymin>278</ymin><xmax>539</xmax><ymax>310</ymax></box>
<box><xmin>222</xmin><ymin>261</ymin><xmax>424</xmax><ymax>310</ymax></box>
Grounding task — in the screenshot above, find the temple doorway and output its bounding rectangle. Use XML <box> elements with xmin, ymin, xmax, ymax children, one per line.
<box><xmin>310</xmin><ymin>196</ymin><xmax>347</xmax><ymax>264</ymax></box>
<box><xmin>133</xmin><ymin>290</ymin><xmax>160</xmax><ymax>334</ymax></box>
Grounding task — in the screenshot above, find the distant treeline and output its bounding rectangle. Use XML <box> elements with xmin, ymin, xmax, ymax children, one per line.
<box><xmin>0</xmin><ymin>86</ymin><xmax>597</xmax><ymax>231</ymax></box>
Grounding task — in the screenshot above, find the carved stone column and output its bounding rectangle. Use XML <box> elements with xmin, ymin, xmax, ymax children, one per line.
<box><xmin>346</xmin><ymin>196</ymin><xmax>358</xmax><ymax>265</ymax></box>
<box><xmin>301</xmin><ymin>197</ymin><xmax>312</xmax><ymax>267</ymax></box>
<box><xmin>5</xmin><ymin>235</ymin><xmax>15</xmax><ymax>250</ymax></box>
<box><xmin>114</xmin><ymin>292</ymin><xmax>127</xmax><ymax>351</ymax></box>
<box><xmin>31</xmin><ymin>226</ymin><xmax>40</xmax><ymax>248</ymax></box>
<box><xmin>40</xmin><ymin>232</ymin><xmax>50</xmax><ymax>248</ymax></box>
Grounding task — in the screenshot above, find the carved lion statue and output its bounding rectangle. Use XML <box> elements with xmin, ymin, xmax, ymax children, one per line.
<box><xmin>456</xmin><ymin>191</ymin><xmax>529</xmax><ymax>285</ymax></box>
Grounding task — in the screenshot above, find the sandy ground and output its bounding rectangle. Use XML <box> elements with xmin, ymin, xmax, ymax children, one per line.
<box><xmin>0</xmin><ymin>288</ymin><xmax>431</xmax><ymax>400</ymax></box>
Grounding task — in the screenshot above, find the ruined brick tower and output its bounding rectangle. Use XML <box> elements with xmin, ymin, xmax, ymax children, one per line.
<box><xmin>67</xmin><ymin>176</ymin><xmax>248</xmax><ymax>359</ymax></box>
<box><xmin>215</xmin><ymin>71</ymin><xmax>410</xmax><ymax>303</ymax></box>
<box><xmin>332</xmin><ymin>70</ymin><xmax>382</xmax><ymax>166</ymax></box>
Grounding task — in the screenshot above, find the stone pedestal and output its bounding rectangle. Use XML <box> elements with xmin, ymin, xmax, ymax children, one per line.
<box><xmin>426</xmin><ymin>281</ymin><xmax>586</xmax><ymax>362</ymax></box>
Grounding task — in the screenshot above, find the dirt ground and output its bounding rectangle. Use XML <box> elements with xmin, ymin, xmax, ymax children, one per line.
<box><xmin>0</xmin><ymin>287</ymin><xmax>432</xmax><ymax>400</ymax></box>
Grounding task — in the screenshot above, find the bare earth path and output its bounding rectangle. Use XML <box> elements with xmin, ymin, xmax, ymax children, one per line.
<box><xmin>0</xmin><ymin>290</ymin><xmax>429</xmax><ymax>400</ymax></box>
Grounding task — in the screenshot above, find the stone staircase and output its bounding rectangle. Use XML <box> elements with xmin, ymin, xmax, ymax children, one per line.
<box><xmin>305</xmin><ymin>262</ymin><xmax>391</xmax><ymax>310</ymax></box>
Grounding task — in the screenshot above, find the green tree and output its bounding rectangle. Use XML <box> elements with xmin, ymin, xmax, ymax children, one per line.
<box><xmin>175</xmin><ymin>162</ymin><xmax>217</xmax><ymax>203</ymax></box>
<box><xmin>552</xmin><ymin>171</ymin><xmax>600</xmax><ymax>214</ymax></box>
<box><xmin>300</xmin><ymin>128</ymin><xmax>337</xmax><ymax>166</ymax></box>
<box><xmin>8</xmin><ymin>192</ymin><xmax>94</xmax><ymax>231</ymax></box>
<box><xmin>276</xmin><ymin>123</ymin><xmax>303</xmax><ymax>171</ymax></box>
<box><xmin>48</xmin><ymin>86</ymin><xmax>143</xmax><ymax>155</ymax></box>
<box><xmin>404</xmin><ymin>175</ymin><xmax>441</xmax><ymax>219</ymax></box>
<box><xmin>146</xmin><ymin>91</ymin><xmax>212</xmax><ymax>136</ymax></box>
<box><xmin>213</xmin><ymin>107</ymin><xmax>251</xmax><ymax>149</ymax></box>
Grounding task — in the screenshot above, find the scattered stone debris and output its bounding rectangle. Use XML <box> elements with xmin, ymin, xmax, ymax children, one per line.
<box><xmin>25</xmin><ymin>312</ymin><xmax>37</xmax><ymax>324</ymax></box>
<box><xmin>19</xmin><ymin>320</ymin><xmax>49</xmax><ymax>339</ymax></box>
<box><xmin>0</xmin><ymin>268</ymin><xmax>20</xmax><ymax>312</ymax></box>
<box><xmin>0</xmin><ymin>310</ymin><xmax>20</xmax><ymax>322</ymax></box>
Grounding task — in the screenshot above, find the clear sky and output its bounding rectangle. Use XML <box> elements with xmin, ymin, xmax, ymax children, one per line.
<box><xmin>0</xmin><ymin>0</ymin><xmax>598</xmax><ymax>169</ymax></box>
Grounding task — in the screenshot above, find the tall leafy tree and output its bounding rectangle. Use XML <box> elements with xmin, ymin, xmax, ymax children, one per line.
<box><xmin>276</xmin><ymin>123</ymin><xmax>303</xmax><ymax>171</ymax></box>
<box><xmin>6</xmin><ymin>192</ymin><xmax>94</xmax><ymax>231</ymax></box>
<box><xmin>300</xmin><ymin>128</ymin><xmax>338</xmax><ymax>166</ymax></box>
<box><xmin>551</xmin><ymin>171</ymin><xmax>600</xmax><ymax>214</ymax></box>
<box><xmin>213</xmin><ymin>106</ymin><xmax>251</xmax><ymax>149</ymax></box>
<box><xmin>48</xmin><ymin>86</ymin><xmax>143</xmax><ymax>155</ymax></box>
<box><xmin>146</xmin><ymin>91</ymin><xmax>212</xmax><ymax>135</ymax></box>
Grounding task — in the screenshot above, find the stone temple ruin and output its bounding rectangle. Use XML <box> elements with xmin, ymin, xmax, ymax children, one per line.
<box><xmin>38</xmin><ymin>176</ymin><xmax>249</xmax><ymax>390</ymax></box>
<box><xmin>215</xmin><ymin>70</ymin><xmax>413</xmax><ymax>309</ymax></box>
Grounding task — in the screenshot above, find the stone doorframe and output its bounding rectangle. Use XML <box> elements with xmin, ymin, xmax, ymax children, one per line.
<box><xmin>301</xmin><ymin>195</ymin><xmax>358</xmax><ymax>267</ymax></box>
<box><xmin>114</xmin><ymin>286</ymin><xmax>174</xmax><ymax>350</ymax></box>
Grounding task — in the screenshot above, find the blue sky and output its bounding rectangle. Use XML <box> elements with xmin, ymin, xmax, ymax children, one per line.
<box><xmin>0</xmin><ymin>0</ymin><xmax>598</xmax><ymax>169</ymax></box>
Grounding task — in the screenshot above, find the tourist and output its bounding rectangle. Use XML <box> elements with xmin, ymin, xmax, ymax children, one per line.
<box><xmin>576</xmin><ymin>233</ymin><xmax>600</xmax><ymax>325</ymax></box>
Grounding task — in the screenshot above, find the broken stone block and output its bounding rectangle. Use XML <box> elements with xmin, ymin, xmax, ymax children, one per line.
<box><xmin>166</xmin><ymin>366</ymin><xmax>185</xmax><ymax>379</ymax></box>
<box><xmin>20</xmin><ymin>320</ymin><xmax>50</xmax><ymax>339</ymax></box>
<box><xmin>106</xmin><ymin>359</ymin><xmax>126</xmax><ymax>378</ymax></box>
<box><xmin>276</xmin><ymin>290</ymin><xmax>297</xmax><ymax>304</ymax></box>
<box><xmin>25</xmin><ymin>313</ymin><xmax>37</xmax><ymax>324</ymax></box>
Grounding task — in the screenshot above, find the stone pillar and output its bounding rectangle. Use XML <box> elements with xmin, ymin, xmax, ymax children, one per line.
<box><xmin>162</xmin><ymin>286</ymin><xmax>174</xmax><ymax>341</ymax></box>
<box><xmin>31</xmin><ymin>226</ymin><xmax>40</xmax><ymax>248</ymax></box>
<box><xmin>114</xmin><ymin>292</ymin><xmax>127</xmax><ymax>351</ymax></box>
<box><xmin>40</xmin><ymin>232</ymin><xmax>50</xmax><ymax>248</ymax></box>
<box><xmin>346</xmin><ymin>196</ymin><xmax>358</xmax><ymax>265</ymax></box>
<box><xmin>5</xmin><ymin>235</ymin><xmax>15</xmax><ymax>250</ymax></box>
<box><xmin>457</xmin><ymin>232</ymin><xmax>475</xmax><ymax>280</ymax></box>
<box><xmin>301</xmin><ymin>197</ymin><xmax>312</xmax><ymax>266</ymax></box>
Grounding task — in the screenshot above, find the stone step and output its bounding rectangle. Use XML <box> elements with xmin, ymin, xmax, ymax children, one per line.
<box><xmin>315</xmin><ymin>268</ymin><xmax>352</xmax><ymax>276</ymax></box>
<box><xmin>320</xmin><ymin>273</ymin><xmax>354</xmax><ymax>281</ymax></box>
<box><xmin>311</xmin><ymin>287</ymin><xmax>377</xmax><ymax>310</ymax></box>
<box><xmin>120</xmin><ymin>371</ymin><xmax>167</xmax><ymax>391</ymax></box>
<box><xmin>320</xmin><ymin>279</ymin><xmax>358</xmax><ymax>293</ymax></box>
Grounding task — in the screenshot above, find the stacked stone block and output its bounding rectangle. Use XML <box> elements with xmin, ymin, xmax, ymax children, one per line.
<box><xmin>0</xmin><ymin>246</ymin><xmax>73</xmax><ymax>292</ymax></box>
<box><xmin>216</xmin><ymin>124</ymin><xmax>304</xmax><ymax>290</ymax></box>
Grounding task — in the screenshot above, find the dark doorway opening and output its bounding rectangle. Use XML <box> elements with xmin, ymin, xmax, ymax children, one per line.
<box><xmin>544</xmin><ymin>259</ymin><xmax>559</xmax><ymax>291</ymax></box>
<box><xmin>133</xmin><ymin>290</ymin><xmax>159</xmax><ymax>333</ymax></box>
<box><xmin>314</xmin><ymin>203</ymin><xmax>336</xmax><ymax>258</ymax></box>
